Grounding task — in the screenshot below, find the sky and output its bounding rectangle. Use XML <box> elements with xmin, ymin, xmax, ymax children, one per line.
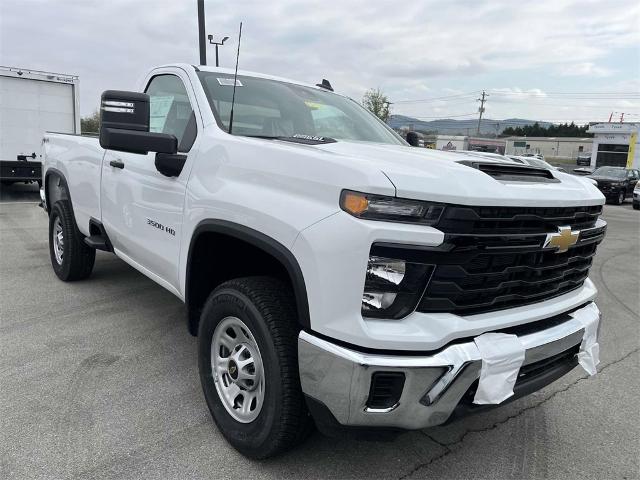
<box><xmin>1</xmin><ymin>0</ymin><xmax>639</xmax><ymax>123</ymax></box>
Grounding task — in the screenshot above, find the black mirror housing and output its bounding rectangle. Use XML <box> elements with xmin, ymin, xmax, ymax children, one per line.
<box><xmin>155</xmin><ymin>153</ymin><xmax>187</xmax><ymax>177</ymax></box>
<box><xmin>406</xmin><ymin>131</ymin><xmax>424</xmax><ymax>147</ymax></box>
<box><xmin>99</xmin><ymin>90</ymin><xmax>178</xmax><ymax>155</ymax></box>
<box><xmin>100</xmin><ymin>90</ymin><xmax>150</xmax><ymax>132</ymax></box>
<box><xmin>101</xmin><ymin>128</ymin><xmax>178</xmax><ymax>155</ymax></box>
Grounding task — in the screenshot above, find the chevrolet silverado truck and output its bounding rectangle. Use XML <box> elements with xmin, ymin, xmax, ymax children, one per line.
<box><xmin>41</xmin><ymin>64</ymin><xmax>606</xmax><ymax>459</ymax></box>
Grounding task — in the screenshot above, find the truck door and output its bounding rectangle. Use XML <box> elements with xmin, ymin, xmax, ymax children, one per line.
<box><xmin>101</xmin><ymin>73</ymin><xmax>199</xmax><ymax>293</ymax></box>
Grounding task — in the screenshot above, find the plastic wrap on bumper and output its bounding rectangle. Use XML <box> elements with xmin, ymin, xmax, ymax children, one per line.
<box><xmin>298</xmin><ymin>302</ymin><xmax>600</xmax><ymax>430</ymax></box>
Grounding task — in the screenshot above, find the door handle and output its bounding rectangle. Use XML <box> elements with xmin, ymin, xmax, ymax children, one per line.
<box><xmin>109</xmin><ymin>159</ymin><xmax>125</xmax><ymax>169</ymax></box>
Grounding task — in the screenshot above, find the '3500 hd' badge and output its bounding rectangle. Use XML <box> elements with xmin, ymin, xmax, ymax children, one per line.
<box><xmin>146</xmin><ymin>218</ymin><xmax>176</xmax><ymax>236</ymax></box>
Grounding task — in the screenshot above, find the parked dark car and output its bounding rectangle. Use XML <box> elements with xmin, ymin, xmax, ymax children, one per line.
<box><xmin>588</xmin><ymin>166</ymin><xmax>640</xmax><ymax>205</ymax></box>
<box><xmin>573</xmin><ymin>166</ymin><xmax>595</xmax><ymax>175</ymax></box>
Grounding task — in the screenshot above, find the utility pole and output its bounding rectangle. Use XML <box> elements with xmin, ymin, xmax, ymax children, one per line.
<box><xmin>198</xmin><ymin>0</ymin><xmax>207</xmax><ymax>65</ymax></box>
<box><xmin>476</xmin><ymin>90</ymin><xmax>488</xmax><ymax>135</ymax></box>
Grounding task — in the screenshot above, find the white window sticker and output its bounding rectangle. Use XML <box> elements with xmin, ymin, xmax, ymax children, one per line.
<box><xmin>149</xmin><ymin>95</ymin><xmax>174</xmax><ymax>132</ymax></box>
<box><xmin>217</xmin><ymin>78</ymin><xmax>243</xmax><ymax>87</ymax></box>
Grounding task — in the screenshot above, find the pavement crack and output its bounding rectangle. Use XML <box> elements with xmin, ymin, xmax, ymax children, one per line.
<box><xmin>398</xmin><ymin>435</ymin><xmax>453</xmax><ymax>480</ymax></box>
<box><xmin>398</xmin><ymin>347</ymin><xmax>639</xmax><ymax>480</ymax></box>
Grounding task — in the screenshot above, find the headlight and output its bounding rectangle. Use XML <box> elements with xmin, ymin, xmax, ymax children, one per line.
<box><xmin>362</xmin><ymin>253</ymin><xmax>433</xmax><ymax>319</ymax></box>
<box><xmin>340</xmin><ymin>190</ymin><xmax>444</xmax><ymax>225</ymax></box>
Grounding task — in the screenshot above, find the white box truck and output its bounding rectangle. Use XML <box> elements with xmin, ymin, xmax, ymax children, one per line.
<box><xmin>0</xmin><ymin>66</ymin><xmax>80</xmax><ymax>187</ymax></box>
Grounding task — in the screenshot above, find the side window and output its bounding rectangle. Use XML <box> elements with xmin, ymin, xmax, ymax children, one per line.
<box><xmin>145</xmin><ymin>75</ymin><xmax>196</xmax><ymax>152</ymax></box>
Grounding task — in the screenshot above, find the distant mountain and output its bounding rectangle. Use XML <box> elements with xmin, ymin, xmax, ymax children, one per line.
<box><xmin>388</xmin><ymin>115</ymin><xmax>554</xmax><ymax>136</ymax></box>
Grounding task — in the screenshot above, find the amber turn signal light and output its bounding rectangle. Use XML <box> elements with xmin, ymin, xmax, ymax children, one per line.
<box><xmin>342</xmin><ymin>191</ymin><xmax>369</xmax><ymax>215</ymax></box>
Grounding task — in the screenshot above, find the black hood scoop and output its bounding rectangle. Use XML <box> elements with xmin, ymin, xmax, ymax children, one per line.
<box><xmin>458</xmin><ymin>160</ymin><xmax>560</xmax><ymax>183</ymax></box>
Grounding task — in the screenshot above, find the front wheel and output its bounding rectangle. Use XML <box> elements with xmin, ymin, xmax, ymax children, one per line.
<box><xmin>198</xmin><ymin>277</ymin><xmax>313</xmax><ymax>459</ymax></box>
<box><xmin>615</xmin><ymin>191</ymin><xmax>625</xmax><ymax>205</ymax></box>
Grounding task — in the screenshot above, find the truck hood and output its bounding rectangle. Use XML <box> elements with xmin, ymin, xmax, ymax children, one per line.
<box><xmin>310</xmin><ymin>141</ymin><xmax>604</xmax><ymax>207</ymax></box>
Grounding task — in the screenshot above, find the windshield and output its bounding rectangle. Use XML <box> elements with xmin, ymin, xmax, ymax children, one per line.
<box><xmin>197</xmin><ymin>72</ymin><xmax>404</xmax><ymax>145</ymax></box>
<box><xmin>592</xmin><ymin>167</ymin><xmax>626</xmax><ymax>178</ymax></box>
<box><xmin>525</xmin><ymin>158</ymin><xmax>552</xmax><ymax>169</ymax></box>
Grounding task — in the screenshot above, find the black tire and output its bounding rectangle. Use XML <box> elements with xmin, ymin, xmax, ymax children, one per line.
<box><xmin>198</xmin><ymin>276</ymin><xmax>313</xmax><ymax>459</ymax></box>
<box><xmin>633</xmin><ymin>202</ymin><xmax>639</xmax><ymax>210</ymax></box>
<box><xmin>614</xmin><ymin>191</ymin><xmax>625</xmax><ymax>205</ymax></box>
<box><xmin>49</xmin><ymin>200</ymin><xmax>95</xmax><ymax>281</ymax></box>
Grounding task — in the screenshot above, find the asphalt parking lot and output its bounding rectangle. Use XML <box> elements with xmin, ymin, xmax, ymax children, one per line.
<box><xmin>1</xmin><ymin>183</ymin><xmax>638</xmax><ymax>480</ymax></box>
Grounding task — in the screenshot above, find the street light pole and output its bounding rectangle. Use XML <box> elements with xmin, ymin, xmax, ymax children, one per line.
<box><xmin>197</xmin><ymin>0</ymin><xmax>206</xmax><ymax>65</ymax></box>
<box><xmin>208</xmin><ymin>35</ymin><xmax>229</xmax><ymax>67</ymax></box>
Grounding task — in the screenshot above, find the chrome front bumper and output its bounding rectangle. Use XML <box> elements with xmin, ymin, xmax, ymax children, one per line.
<box><xmin>299</xmin><ymin>302</ymin><xmax>599</xmax><ymax>430</ymax></box>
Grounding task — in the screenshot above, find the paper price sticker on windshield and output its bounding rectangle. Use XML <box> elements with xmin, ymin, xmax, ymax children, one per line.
<box><xmin>217</xmin><ymin>78</ymin><xmax>243</xmax><ymax>87</ymax></box>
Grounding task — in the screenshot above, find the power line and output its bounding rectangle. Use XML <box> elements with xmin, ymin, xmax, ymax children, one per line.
<box><xmin>395</xmin><ymin>91</ymin><xmax>639</xmax><ymax>105</ymax></box>
<box><xmin>490</xmin><ymin>93</ymin><xmax>640</xmax><ymax>100</ymax></box>
<box><xmin>489</xmin><ymin>99</ymin><xmax>640</xmax><ymax>109</ymax></box>
<box><xmin>409</xmin><ymin>112</ymin><xmax>478</xmax><ymax>119</ymax></box>
<box><xmin>393</xmin><ymin>92</ymin><xmax>479</xmax><ymax>104</ymax></box>
<box><xmin>490</xmin><ymin>91</ymin><xmax>640</xmax><ymax>96</ymax></box>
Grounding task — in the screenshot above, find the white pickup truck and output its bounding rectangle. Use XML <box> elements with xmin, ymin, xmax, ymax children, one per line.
<box><xmin>42</xmin><ymin>63</ymin><xmax>606</xmax><ymax>459</ymax></box>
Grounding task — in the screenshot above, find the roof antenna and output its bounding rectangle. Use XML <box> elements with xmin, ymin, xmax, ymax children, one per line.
<box><xmin>228</xmin><ymin>21</ymin><xmax>242</xmax><ymax>135</ymax></box>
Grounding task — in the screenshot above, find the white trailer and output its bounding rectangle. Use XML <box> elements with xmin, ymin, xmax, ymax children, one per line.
<box><xmin>0</xmin><ymin>66</ymin><xmax>80</xmax><ymax>186</ymax></box>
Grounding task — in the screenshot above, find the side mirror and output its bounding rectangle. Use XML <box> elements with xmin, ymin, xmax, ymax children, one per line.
<box><xmin>406</xmin><ymin>131</ymin><xmax>423</xmax><ymax>147</ymax></box>
<box><xmin>99</xmin><ymin>90</ymin><xmax>177</xmax><ymax>155</ymax></box>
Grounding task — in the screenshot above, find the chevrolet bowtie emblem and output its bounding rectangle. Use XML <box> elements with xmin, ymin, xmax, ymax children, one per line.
<box><xmin>544</xmin><ymin>226</ymin><xmax>580</xmax><ymax>253</ymax></box>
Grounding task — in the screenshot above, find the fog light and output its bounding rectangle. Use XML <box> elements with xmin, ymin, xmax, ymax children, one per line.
<box><xmin>367</xmin><ymin>256</ymin><xmax>406</xmax><ymax>285</ymax></box>
<box><xmin>362</xmin><ymin>254</ymin><xmax>433</xmax><ymax>319</ymax></box>
<box><xmin>363</xmin><ymin>292</ymin><xmax>398</xmax><ymax>310</ymax></box>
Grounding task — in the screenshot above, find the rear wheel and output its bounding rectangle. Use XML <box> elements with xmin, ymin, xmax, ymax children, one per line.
<box><xmin>633</xmin><ymin>202</ymin><xmax>639</xmax><ymax>210</ymax></box>
<box><xmin>198</xmin><ymin>277</ymin><xmax>313</xmax><ymax>459</ymax></box>
<box><xmin>49</xmin><ymin>200</ymin><xmax>95</xmax><ymax>281</ymax></box>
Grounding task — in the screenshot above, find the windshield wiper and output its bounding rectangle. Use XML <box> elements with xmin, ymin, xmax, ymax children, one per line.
<box><xmin>241</xmin><ymin>134</ymin><xmax>337</xmax><ymax>145</ymax></box>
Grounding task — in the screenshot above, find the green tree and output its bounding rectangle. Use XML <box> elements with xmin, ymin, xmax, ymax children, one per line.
<box><xmin>362</xmin><ymin>88</ymin><xmax>391</xmax><ymax>122</ymax></box>
<box><xmin>81</xmin><ymin>110</ymin><xmax>100</xmax><ymax>134</ymax></box>
<box><xmin>502</xmin><ymin>122</ymin><xmax>591</xmax><ymax>137</ymax></box>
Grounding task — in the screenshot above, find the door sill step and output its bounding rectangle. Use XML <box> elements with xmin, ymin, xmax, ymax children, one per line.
<box><xmin>84</xmin><ymin>235</ymin><xmax>111</xmax><ymax>251</ymax></box>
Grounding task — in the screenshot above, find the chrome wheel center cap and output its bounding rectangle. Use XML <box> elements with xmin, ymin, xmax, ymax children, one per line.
<box><xmin>228</xmin><ymin>360</ymin><xmax>239</xmax><ymax>380</ymax></box>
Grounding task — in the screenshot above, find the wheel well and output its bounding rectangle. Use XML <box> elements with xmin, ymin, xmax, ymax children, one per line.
<box><xmin>45</xmin><ymin>170</ymin><xmax>69</xmax><ymax>213</ymax></box>
<box><xmin>186</xmin><ymin>227</ymin><xmax>310</xmax><ymax>336</ymax></box>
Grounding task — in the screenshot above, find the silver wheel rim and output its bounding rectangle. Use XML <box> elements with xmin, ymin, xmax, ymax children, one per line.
<box><xmin>211</xmin><ymin>316</ymin><xmax>265</xmax><ymax>423</ymax></box>
<box><xmin>52</xmin><ymin>216</ymin><xmax>64</xmax><ymax>265</ymax></box>
<box><xmin>619</xmin><ymin>192</ymin><xmax>624</xmax><ymax>203</ymax></box>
